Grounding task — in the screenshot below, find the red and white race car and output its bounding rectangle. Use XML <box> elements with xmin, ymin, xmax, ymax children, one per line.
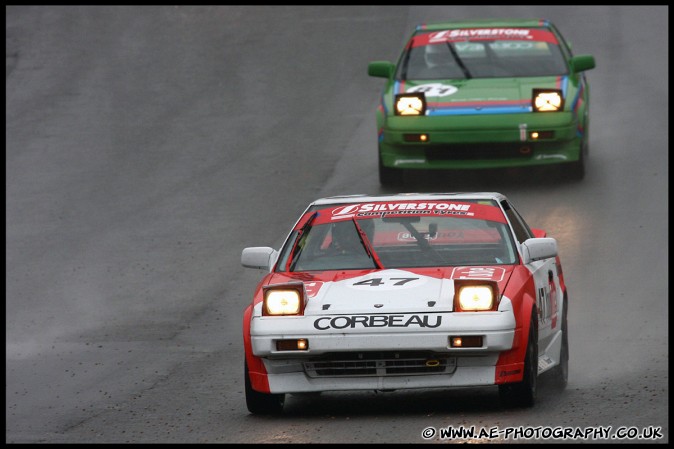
<box><xmin>240</xmin><ymin>192</ymin><xmax>569</xmax><ymax>414</ymax></box>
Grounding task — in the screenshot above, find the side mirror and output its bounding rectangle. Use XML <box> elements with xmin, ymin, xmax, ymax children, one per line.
<box><xmin>241</xmin><ymin>247</ymin><xmax>278</xmax><ymax>270</ymax></box>
<box><xmin>368</xmin><ymin>61</ymin><xmax>395</xmax><ymax>78</ymax></box>
<box><xmin>569</xmin><ymin>54</ymin><xmax>596</xmax><ymax>73</ymax></box>
<box><xmin>520</xmin><ymin>238</ymin><xmax>558</xmax><ymax>264</ymax></box>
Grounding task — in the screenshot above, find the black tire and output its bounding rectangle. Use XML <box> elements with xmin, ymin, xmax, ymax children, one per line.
<box><xmin>549</xmin><ymin>297</ymin><xmax>569</xmax><ymax>390</ymax></box>
<box><xmin>568</xmin><ymin>135</ymin><xmax>587</xmax><ymax>181</ymax></box>
<box><xmin>568</xmin><ymin>146</ymin><xmax>585</xmax><ymax>180</ymax></box>
<box><xmin>244</xmin><ymin>361</ymin><xmax>285</xmax><ymax>415</ymax></box>
<box><xmin>582</xmin><ymin>112</ymin><xmax>590</xmax><ymax>157</ymax></box>
<box><xmin>378</xmin><ymin>152</ymin><xmax>404</xmax><ymax>187</ymax></box>
<box><xmin>499</xmin><ymin>311</ymin><xmax>538</xmax><ymax>408</ymax></box>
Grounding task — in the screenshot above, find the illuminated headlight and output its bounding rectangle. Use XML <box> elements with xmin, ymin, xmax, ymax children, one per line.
<box><xmin>532</xmin><ymin>89</ymin><xmax>564</xmax><ymax>112</ymax></box>
<box><xmin>454</xmin><ymin>281</ymin><xmax>498</xmax><ymax>312</ymax></box>
<box><xmin>394</xmin><ymin>93</ymin><xmax>426</xmax><ymax>116</ymax></box>
<box><xmin>262</xmin><ymin>283</ymin><xmax>305</xmax><ymax>316</ymax></box>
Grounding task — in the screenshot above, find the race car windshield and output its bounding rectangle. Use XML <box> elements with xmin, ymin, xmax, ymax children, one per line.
<box><xmin>444</xmin><ymin>41</ymin><xmax>472</xmax><ymax>79</ymax></box>
<box><xmin>277</xmin><ymin>213</ymin><xmax>518</xmax><ymax>272</ymax></box>
<box><xmin>399</xmin><ymin>32</ymin><xmax>568</xmax><ymax>80</ymax></box>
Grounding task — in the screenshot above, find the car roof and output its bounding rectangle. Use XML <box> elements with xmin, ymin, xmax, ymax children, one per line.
<box><xmin>310</xmin><ymin>192</ymin><xmax>508</xmax><ymax>207</ymax></box>
<box><xmin>417</xmin><ymin>18</ymin><xmax>550</xmax><ymax>32</ymax></box>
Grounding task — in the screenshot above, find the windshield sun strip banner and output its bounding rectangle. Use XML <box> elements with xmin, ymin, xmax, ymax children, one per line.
<box><xmin>293</xmin><ymin>201</ymin><xmax>508</xmax><ymax>229</ymax></box>
<box><xmin>411</xmin><ymin>28</ymin><xmax>559</xmax><ymax>47</ymax></box>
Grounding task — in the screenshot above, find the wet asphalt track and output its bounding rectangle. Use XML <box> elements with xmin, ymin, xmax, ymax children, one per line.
<box><xmin>6</xmin><ymin>5</ymin><xmax>668</xmax><ymax>444</ymax></box>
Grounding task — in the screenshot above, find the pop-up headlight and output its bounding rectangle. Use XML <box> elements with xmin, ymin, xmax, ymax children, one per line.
<box><xmin>532</xmin><ymin>89</ymin><xmax>564</xmax><ymax>112</ymax></box>
<box><xmin>262</xmin><ymin>282</ymin><xmax>306</xmax><ymax>316</ymax></box>
<box><xmin>454</xmin><ymin>280</ymin><xmax>499</xmax><ymax>312</ymax></box>
<box><xmin>395</xmin><ymin>93</ymin><xmax>426</xmax><ymax>116</ymax></box>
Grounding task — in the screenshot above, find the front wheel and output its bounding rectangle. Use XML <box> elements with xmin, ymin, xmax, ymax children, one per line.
<box><xmin>549</xmin><ymin>297</ymin><xmax>569</xmax><ymax>390</ymax></box>
<box><xmin>567</xmin><ymin>136</ymin><xmax>587</xmax><ymax>181</ymax></box>
<box><xmin>245</xmin><ymin>361</ymin><xmax>285</xmax><ymax>414</ymax></box>
<box><xmin>499</xmin><ymin>312</ymin><xmax>538</xmax><ymax>408</ymax></box>
<box><xmin>567</xmin><ymin>149</ymin><xmax>585</xmax><ymax>180</ymax></box>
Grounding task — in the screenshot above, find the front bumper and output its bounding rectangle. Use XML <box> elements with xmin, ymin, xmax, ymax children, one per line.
<box><xmin>249</xmin><ymin>306</ymin><xmax>517</xmax><ymax>394</ymax></box>
<box><xmin>263</xmin><ymin>359</ymin><xmax>503</xmax><ymax>393</ymax></box>
<box><xmin>379</xmin><ymin>112</ymin><xmax>583</xmax><ymax>170</ymax></box>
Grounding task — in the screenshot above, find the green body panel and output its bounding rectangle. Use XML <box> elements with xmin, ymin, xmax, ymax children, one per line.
<box><xmin>420</xmin><ymin>19</ymin><xmax>549</xmax><ymax>30</ymax></box>
<box><xmin>378</xmin><ymin>137</ymin><xmax>584</xmax><ymax>170</ymax></box>
<box><xmin>376</xmin><ymin>78</ymin><xmax>588</xmax><ymax>170</ymax></box>
<box><xmin>370</xmin><ymin>19</ymin><xmax>594</xmax><ymax>174</ymax></box>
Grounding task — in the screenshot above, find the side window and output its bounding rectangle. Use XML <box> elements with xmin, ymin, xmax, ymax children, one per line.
<box><xmin>501</xmin><ymin>200</ymin><xmax>533</xmax><ymax>244</ymax></box>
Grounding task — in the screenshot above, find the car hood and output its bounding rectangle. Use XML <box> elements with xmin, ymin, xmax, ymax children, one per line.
<box><xmin>266</xmin><ymin>266</ymin><xmax>515</xmax><ymax>315</ymax></box>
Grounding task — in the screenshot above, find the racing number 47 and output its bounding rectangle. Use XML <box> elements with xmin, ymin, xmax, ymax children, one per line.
<box><xmin>353</xmin><ymin>277</ymin><xmax>419</xmax><ymax>287</ymax></box>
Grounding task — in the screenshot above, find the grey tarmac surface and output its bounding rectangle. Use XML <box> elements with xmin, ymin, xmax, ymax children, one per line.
<box><xmin>6</xmin><ymin>5</ymin><xmax>668</xmax><ymax>444</ymax></box>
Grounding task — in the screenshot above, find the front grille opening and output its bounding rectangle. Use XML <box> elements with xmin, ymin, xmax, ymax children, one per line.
<box><xmin>304</xmin><ymin>351</ymin><xmax>456</xmax><ymax>377</ymax></box>
<box><xmin>424</xmin><ymin>143</ymin><xmax>536</xmax><ymax>161</ymax></box>
<box><xmin>309</xmin><ymin>360</ymin><xmax>377</xmax><ymax>376</ymax></box>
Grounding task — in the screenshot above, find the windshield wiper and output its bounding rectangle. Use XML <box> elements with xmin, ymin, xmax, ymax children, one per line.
<box><xmin>445</xmin><ymin>41</ymin><xmax>472</xmax><ymax>79</ymax></box>
<box><xmin>287</xmin><ymin>211</ymin><xmax>318</xmax><ymax>272</ymax></box>
<box><xmin>400</xmin><ymin>220</ymin><xmax>448</xmax><ymax>265</ymax></box>
<box><xmin>352</xmin><ymin>217</ymin><xmax>384</xmax><ymax>269</ymax></box>
<box><xmin>400</xmin><ymin>47</ymin><xmax>412</xmax><ymax>80</ymax></box>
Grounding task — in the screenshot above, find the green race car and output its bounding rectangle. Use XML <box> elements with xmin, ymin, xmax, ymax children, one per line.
<box><xmin>368</xmin><ymin>19</ymin><xmax>596</xmax><ymax>186</ymax></box>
